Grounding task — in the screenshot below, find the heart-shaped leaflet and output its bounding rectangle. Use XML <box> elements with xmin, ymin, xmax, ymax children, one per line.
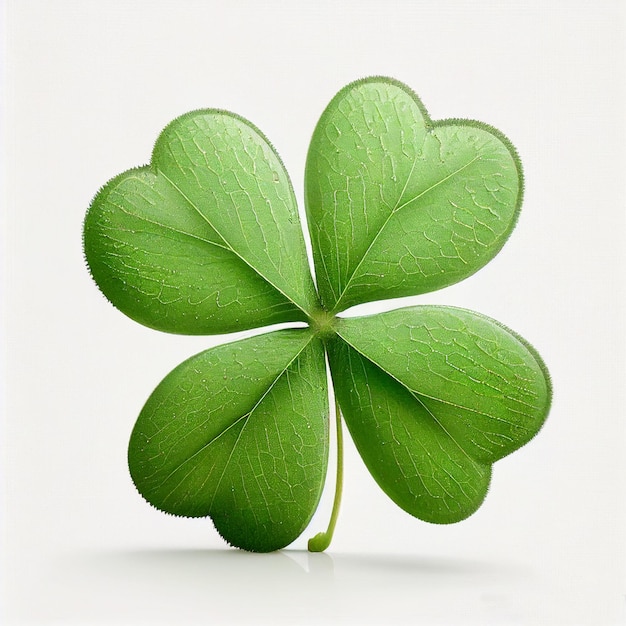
<box><xmin>305</xmin><ymin>77</ymin><xmax>521</xmax><ymax>313</ymax></box>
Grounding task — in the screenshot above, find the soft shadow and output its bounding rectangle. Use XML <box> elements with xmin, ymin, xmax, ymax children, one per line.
<box><xmin>76</xmin><ymin>545</ymin><xmax>524</xmax><ymax>583</ymax></box>
<box><xmin>51</xmin><ymin>548</ymin><xmax>531</xmax><ymax>625</ymax></box>
<box><xmin>58</xmin><ymin>547</ymin><xmax>335</xmax><ymax>624</ymax></box>
<box><xmin>89</xmin><ymin>545</ymin><xmax>334</xmax><ymax>578</ymax></box>
<box><xmin>331</xmin><ymin>551</ymin><xmax>529</xmax><ymax>579</ymax></box>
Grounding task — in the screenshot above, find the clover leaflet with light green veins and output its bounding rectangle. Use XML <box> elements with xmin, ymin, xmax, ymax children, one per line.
<box><xmin>83</xmin><ymin>77</ymin><xmax>551</xmax><ymax>553</ymax></box>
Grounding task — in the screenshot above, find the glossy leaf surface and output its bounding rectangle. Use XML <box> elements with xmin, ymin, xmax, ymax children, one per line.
<box><xmin>305</xmin><ymin>77</ymin><xmax>522</xmax><ymax>313</ymax></box>
<box><xmin>84</xmin><ymin>110</ymin><xmax>318</xmax><ymax>334</ymax></box>
<box><xmin>329</xmin><ymin>306</ymin><xmax>551</xmax><ymax>521</ymax></box>
<box><xmin>128</xmin><ymin>329</ymin><xmax>329</xmax><ymax>552</ymax></box>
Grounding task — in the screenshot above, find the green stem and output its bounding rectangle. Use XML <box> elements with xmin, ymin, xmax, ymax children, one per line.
<box><xmin>308</xmin><ymin>396</ymin><xmax>344</xmax><ymax>552</ymax></box>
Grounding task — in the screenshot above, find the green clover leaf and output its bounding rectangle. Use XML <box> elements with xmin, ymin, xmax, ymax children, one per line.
<box><xmin>305</xmin><ymin>79</ymin><xmax>521</xmax><ymax>312</ymax></box>
<box><xmin>83</xmin><ymin>77</ymin><xmax>551</xmax><ymax>553</ymax></box>
<box><xmin>84</xmin><ymin>110</ymin><xmax>317</xmax><ymax>334</ymax></box>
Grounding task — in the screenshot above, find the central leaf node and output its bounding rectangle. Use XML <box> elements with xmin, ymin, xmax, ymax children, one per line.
<box><xmin>309</xmin><ymin>308</ymin><xmax>338</xmax><ymax>339</ymax></box>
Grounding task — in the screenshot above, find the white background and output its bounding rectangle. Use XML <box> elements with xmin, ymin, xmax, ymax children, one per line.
<box><xmin>2</xmin><ymin>1</ymin><xmax>625</xmax><ymax>624</ymax></box>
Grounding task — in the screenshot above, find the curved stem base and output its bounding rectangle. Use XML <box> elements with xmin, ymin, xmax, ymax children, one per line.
<box><xmin>308</xmin><ymin>397</ymin><xmax>344</xmax><ymax>552</ymax></box>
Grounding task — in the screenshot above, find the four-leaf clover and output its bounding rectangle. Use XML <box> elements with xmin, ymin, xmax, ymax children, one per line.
<box><xmin>83</xmin><ymin>77</ymin><xmax>551</xmax><ymax>553</ymax></box>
